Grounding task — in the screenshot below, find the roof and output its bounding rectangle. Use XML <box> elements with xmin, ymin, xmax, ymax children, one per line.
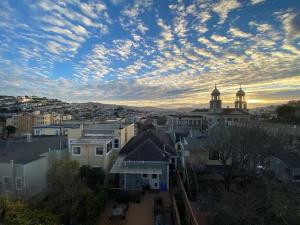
<box><xmin>0</xmin><ymin>136</ymin><xmax>67</xmax><ymax>164</ymax></box>
<box><xmin>110</xmin><ymin>156</ymin><xmax>163</xmax><ymax>174</ymax></box>
<box><xmin>83</xmin><ymin>129</ymin><xmax>114</xmax><ymax>135</ymax></box>
<box><xmin>185</xmin><ymin>137</ymin><xmax>208</xmax><ymax>151</ymax></box>
<box><xmin>221</xmin><ymin>108</ymin><xmax>249</xmax><ymax>115</ymax></box>
<box><xmin>236</xmin><ymin>88</ymin><xmax>245</xmax><ymax>96</ymax></box>
<box><xmin>276</xmin><ymin>152</ymin><xmax>300</xmax><ymax>168</ymax></box>
<box><xmin>33</xmin><ymin>124</ymin><xmax>79</xmax><ymax>129</ymax></box>
<box><xmin>120</xmin><ymin>130</ymin><xmax>176</xmax><ymax>162</ymax></box>
<box><xmin>192</xmin><ymin>108</ymin><xmax>209</xmax><ymax>113</ymax></box>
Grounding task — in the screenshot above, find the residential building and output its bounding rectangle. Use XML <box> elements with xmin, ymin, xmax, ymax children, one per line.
<box><xmin>33</xmin><ymin>124</ymin><xmax>80</xmax><ymax>136</ymax></box>
<box><xmin>110</xmin><ymin>130</ymin><xmax>177</xmax><ymax>190</ymax></box>
<box><xmin>6</xmin><ymin>111</ymin><xmax>72</xmax><ymax>135</ymax></box>
<box><xmin>0</xmin><ymin>136</ymin><xmax>67</xmax><ymax>199</ymax></box>
<box><xmin>68</xmin><ymin>122</ymin><xmax>135</xmax><ymax>171</ymax></box>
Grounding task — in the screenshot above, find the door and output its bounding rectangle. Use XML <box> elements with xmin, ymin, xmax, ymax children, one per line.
<box><xmin>149</xmin><ymin>174</ymin><xmax>159</xmax><ymax>189</ymax></box>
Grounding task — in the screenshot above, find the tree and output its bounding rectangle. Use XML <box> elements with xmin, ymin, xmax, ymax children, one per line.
<box><xmin>207</xmin><ymin>124</ymin><xmax>235</xmax><ymax>166</ymax></box>
<box><xmin>79</xmin><ymin>166</ymin><xmax>105</xmax><ymax>192</ymax></box>
<box><xmin>45</xmin><ymin>160</ymin><xmax>111</xmax><ymax>225</ymax></box>
<box><xmin>46</xmin><ymin>160</ymin><xmax>82</xmax><ymax>225</ymax></box>
<box><xmin>0</xmin><ymin>197</ymin><xmax>60</xmax><ymax>225</ymax></box>
<box><xmin>276</xmin><ymin>105</ymin><xmax>296</xmax><ymax>122</ymax></box>
<box><xmin>5</xmin><ymin>125</ymin><xmax>16</xmax><ymax>137</ymax></box>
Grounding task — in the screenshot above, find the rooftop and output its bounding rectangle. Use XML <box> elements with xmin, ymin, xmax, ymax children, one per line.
<box><xmin>0</xmin><ymin>136</ymin><xmax>67</xmax><ymax>164</ymax></box>
<box><xmin>120</xmin><ymin>130</ymin><xmax>176</xmax><ymax>162</ymax></box>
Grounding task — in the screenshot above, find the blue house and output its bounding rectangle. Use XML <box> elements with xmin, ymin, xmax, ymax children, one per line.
<box><xmin>110</xmin><ymin>130</ymin><xmax>176</xmax><ymax>190</ymax></box>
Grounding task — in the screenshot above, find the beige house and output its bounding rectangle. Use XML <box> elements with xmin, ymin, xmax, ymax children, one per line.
<box><xmin>68</xmin><ymin>122</ymin><xmax>135</xmax><ymax>171</ymax></box>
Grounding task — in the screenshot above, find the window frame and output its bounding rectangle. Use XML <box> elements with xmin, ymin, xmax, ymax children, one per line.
<box><xmin>15</xmin><ymin>177</ymin><xmax>23</xmax><ymax>190</ymax></box>
<box><xmin>72</xmin><ymin>146</ymin><xmax>81</xmax><ymax>156</ymax></box>
<box><xmin>3</xmin><ymin>176</ymin><xmax>12</xmax><ymax>192</ymax></box>
<box><xmin>95</xmin><ymin>146</ymin><xmax>104</xmax><ymax>156</ymax></box>
<box><xmin>141</xmin><ymin>174</ymin><xmax>148</xmax><ymax>179</ymax></box>
<box><xmin>114</xmin><ymin>138</ymin><xmax>120</xmax><ymax>148</ymax></box>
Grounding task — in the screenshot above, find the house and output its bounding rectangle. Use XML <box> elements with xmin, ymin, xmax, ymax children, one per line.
<box><xmin>33</xmin><ymin>124</ymin><xmax>79</xmax><ymax>136</ymax></box>
<box><xmin>110</xmin><ymin>130</ymin><xmax>177</xmax><ymax>190</ymax></box>
<box><xmin>0</xmin><ymin>136</ymin><xmax>68</xmax><ymax>199</ymax></box>
<box><xmin>267</xmin><ymin>152</ymin><xmax>300</xmax><ymax>187</ymax></box>
<box><xmin>68</xmin><ymin>122</ymin><xmax>135</xmax><ymax>171</ymax></box>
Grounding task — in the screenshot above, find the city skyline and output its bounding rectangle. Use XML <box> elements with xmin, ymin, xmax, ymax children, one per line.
<box><xmin>0</xmin><ymin>0</ymin><xmax>299</xmax><ymax>108</ymax></box>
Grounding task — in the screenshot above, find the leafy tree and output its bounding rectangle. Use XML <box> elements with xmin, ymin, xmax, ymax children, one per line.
<box><xmin>0</xmin><ymin>197</ymin><xmax>60</xmax><ymax>225</ymax></box>
<box><xmin>5</xmin><ymin>125</ymin><xmax>16</xmax><ymax>137</ymax></box>
<box><xmin>45</xmin><ymin>160</ymin><xmax>111</xmax><ymax>225</ymax></box>
<box><xmin>46</xmin><ymin>160</ymin><xmax>82</xmax><ymax>225</ymax></box>
<box><xmin>79</xmin><ymin>166</ymin><xmax>105</xmax><ymax>191</ymax></box>
<box><xmin>276</xmin><ymin>105</ymin><xmax>296</xmax><ymax>122</ymax></box>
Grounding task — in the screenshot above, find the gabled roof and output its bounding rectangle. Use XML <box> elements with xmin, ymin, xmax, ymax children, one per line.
<box><xmin>120</xmin><ymin>130</ymin><xmax>176</xmax><ymax>162</ymax></box>
<box><xmin>0</xmin><ymin>136</ymin><xmax>67</xmax><ymax>164</ymax></box>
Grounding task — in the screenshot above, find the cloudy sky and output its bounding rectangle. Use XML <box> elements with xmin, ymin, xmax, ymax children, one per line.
<box><xmin>0</xmin><ymin>0</ymin><xmax>299</xmax><ymax>108</ymax></box>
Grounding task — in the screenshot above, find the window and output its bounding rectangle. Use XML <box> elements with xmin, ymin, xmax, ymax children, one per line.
<box><xmin>16</xmin><ymin>177</ymin><xmax>23</xmax><ymax>190</ymax></box>
<box><xmin>294</xmin><ymin>175</ymin><xmax>300</xmax><ymax>180</ymax></box>
<box><xmin>142</xmin><ymin>174</ymin><xmax>148</xmax><ymax>178</ymax></box>
<box><xmin>3</xmin><ymin>177</ymin><xmax>12</xmax><ymax>191</ymax></box>
<box><xmin>209</xmin><ymin>151</ymin><xmax>219</xmax><ymax>160</ymax></box>
<box><xmin>114</xmin><ymin>139</ymin><xmax>120</xmax><ymax>148</ymax></box>
<box><xmin>152</xmin><ymin>174</ymin><xmax>157</xmax><ymax>179</ymax></box>
<box><xmin>72</xmin><ymin>146</ymin><xmax>81</xmax><ymax>155</ymax></box>
<box><xmin>107</xmin><ymin>142</ymin><xmax>112</xmax><ymax>153</ymax></box>
<box><xmin>95</xmin><ymin>146</ymin><xmax>103</xmax><ymax>156</ymax></box>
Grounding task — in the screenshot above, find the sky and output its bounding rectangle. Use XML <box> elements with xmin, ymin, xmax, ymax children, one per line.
<box><xmin>0</xmin><ymin>0</ymin><xmax>299</xmax><ymax>109</ymax></box>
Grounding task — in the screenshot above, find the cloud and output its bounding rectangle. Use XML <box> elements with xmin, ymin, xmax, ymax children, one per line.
<box><xmin>212</xmin><ymin>0</ymin><xmax>241</xmax><ymax>24</ymax></box>
<box><xmin>250</xmin><ymin>0</ymin><xmax>266</xmax><ymax>5</ymax></box>
<box><xmin>275</xmin><ymin>9</ymin><xmax>300</xmax><ymax>39</ymax></box>
<box><xmin>211</xmin><ymin>34</ymin><xmax>230</xmax><ymax>43</ymax></box>
<box><xmin>229</xmin><ymin>27</ymin><xmax>252</xmax><ymax>38</ymax></box>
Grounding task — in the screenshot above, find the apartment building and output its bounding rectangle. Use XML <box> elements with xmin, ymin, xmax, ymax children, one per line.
<box><xmin>68</xmin><ymin>122</ymin><xmax>135</xmax><ymax>171</ymax></box>
<box><xmin>6</xmin><ymin>111</ymin><xmax>72</xmax><ymax>135</ymax></box>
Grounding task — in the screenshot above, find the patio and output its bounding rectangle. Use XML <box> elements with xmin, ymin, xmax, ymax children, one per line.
<box><xmin>98</xmin><ymin>191</ymin><xmax>172</xmax><ymax>225</ymax></box>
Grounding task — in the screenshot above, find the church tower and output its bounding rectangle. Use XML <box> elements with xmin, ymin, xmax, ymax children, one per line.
<box><xmin>235</xmin><ymin>85</ymin><xmax>247</xmax><ymax>110</ymax></box>
<box><xmin>210</xmin><ymin>84</ymin><xmax>222</xmax><ymax>111</ymax></box>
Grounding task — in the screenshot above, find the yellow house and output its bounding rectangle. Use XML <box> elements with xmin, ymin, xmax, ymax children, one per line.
<box><xmin>68</xmin><ymin>122</ymin><xmax>135</xmax><ymax>171</ymax></box>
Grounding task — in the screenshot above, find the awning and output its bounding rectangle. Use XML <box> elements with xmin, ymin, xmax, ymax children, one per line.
<box><xmin>110</xmin><ymin>157</ymin><xmax>162</xmax><ymax>174</ymax></box>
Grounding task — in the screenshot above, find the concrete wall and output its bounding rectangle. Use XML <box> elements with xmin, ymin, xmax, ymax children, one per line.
<box><xmin>24</xmin><ymin>157</ymin><xmax>48</xmax><ymax>197</ymax></box>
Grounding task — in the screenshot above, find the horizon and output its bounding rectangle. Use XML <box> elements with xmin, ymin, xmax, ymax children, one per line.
<box><xmin>0</xmin><ymin>0</ymin><xmax>300</xmax><ymax>108</ymax></box>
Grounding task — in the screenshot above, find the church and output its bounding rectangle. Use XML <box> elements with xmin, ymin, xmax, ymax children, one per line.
<box><xmin>168</xmin><ymin>85</ymin><xmax>250</xmax><ymax>131</ymax></box>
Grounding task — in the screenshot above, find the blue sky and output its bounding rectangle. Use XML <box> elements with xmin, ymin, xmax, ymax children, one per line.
<box><xmin>0</xmin><ymin>0</ymin><xmax>299</xmax><ymax>108</ymax></box>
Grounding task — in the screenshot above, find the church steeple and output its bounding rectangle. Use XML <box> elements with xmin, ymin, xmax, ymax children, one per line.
<box><xmin>210</xmin><ymin>84</ymin><xmax>222</xmax><ymax>111</ymax></box>
<box><xmin>235</xmin><ymin>85</ymin><xmax>247</xmax><ymax>110</ymax></box>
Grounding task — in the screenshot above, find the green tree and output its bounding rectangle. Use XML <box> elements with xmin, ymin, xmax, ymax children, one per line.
<box><xmin>79</xmin><ymin>166</ymin><xmax>105</xmax><ymax>191</ymax></box>
<box><xmin>276</xmin><ymin>105</ymin><xmax>296</xmax><ymax>122</ymax></box>
<box><xmin>5</xmin><ymin>125</ymin><xmax>16</xmax><ymax>137</ymax></box>
<box><xmin>45</xmin><ymin>160</ymin><xmax>110</xmax><ymax>225</ymax></box>
<box><xmin>46</xmin><ymin>160</ymin><xmax>82</xmax><ymax>225</ymax></box>
<box><xmin>0</xmin><ymin>197</ymin><xmax>60</xmax><ymax>225</ymax></box>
